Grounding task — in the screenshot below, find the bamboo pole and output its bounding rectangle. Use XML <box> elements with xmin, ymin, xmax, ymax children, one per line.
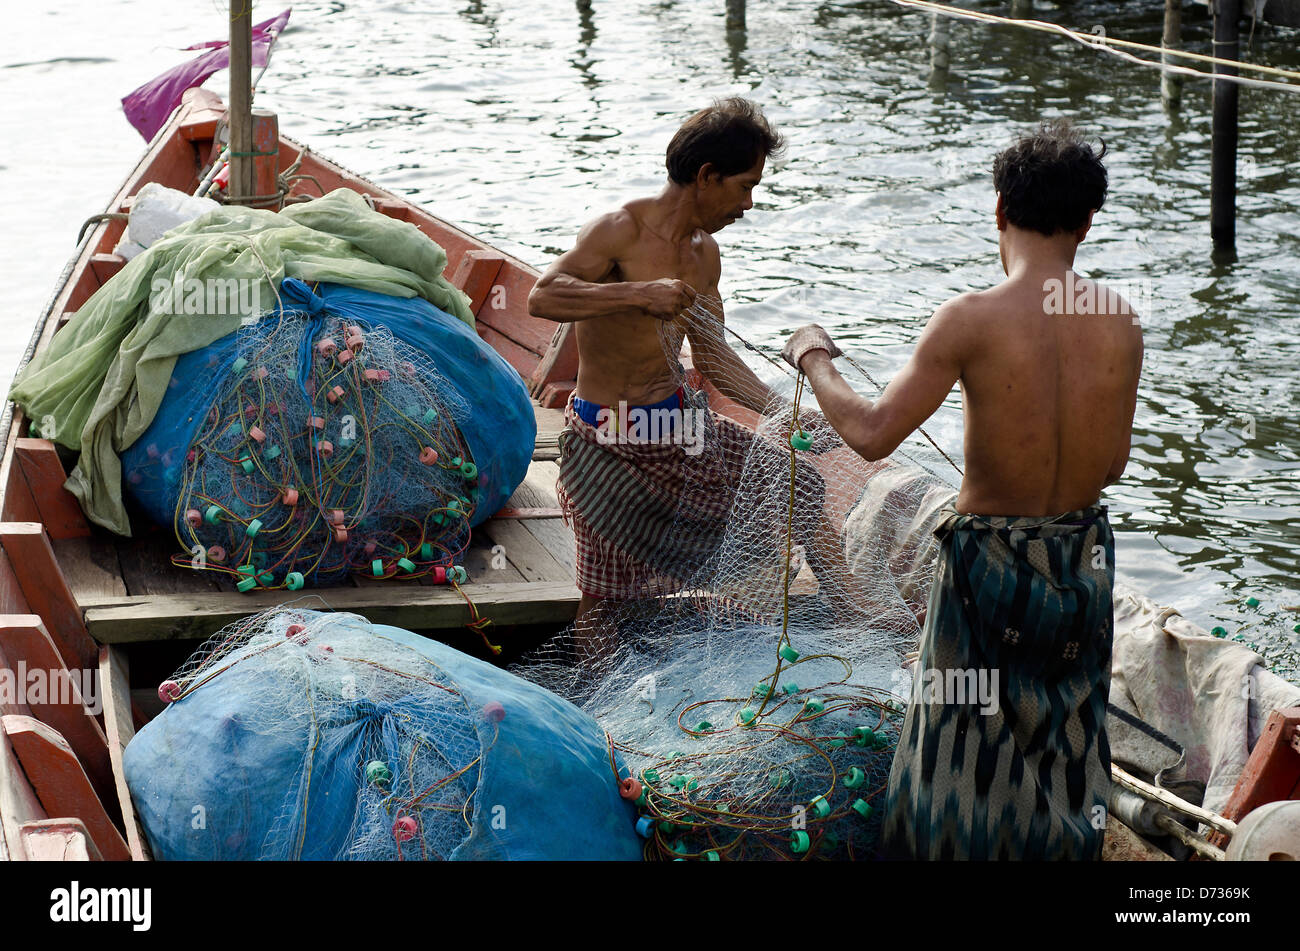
<box><xmin>1161</xmin><ymin>0</ymin><xmax>1183</xmax><ymax>108</ymax></box>
<box><xmin>228</xmin><ymin>0</ymin><xmax>254</xmax><ymax>201</ymax></box>
<box><xmin>1211</xmin><ymin>0</ymin><xmax>1241</xmax><ymax>252</ymax></box>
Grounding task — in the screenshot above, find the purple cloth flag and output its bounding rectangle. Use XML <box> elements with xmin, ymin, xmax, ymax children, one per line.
<box><xmin>121</xmin><ymin>9</ymin><xmax>291</xmax><ymax>141</ymax></box>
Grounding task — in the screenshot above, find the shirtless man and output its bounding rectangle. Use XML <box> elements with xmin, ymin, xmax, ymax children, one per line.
<box><xmin>528</xmin><ymin>97</ymin><xmax>778</xmax><ymax>418</ymax></box>
<box><xmin>784</xmin><ymin>120</ymin><xmax>1143</xmax><ymax>860</ymax></box>
<box><xmin>529</xmin><ymin>98</ymin><xmax>833</xmax><ymax>642</ymax></box>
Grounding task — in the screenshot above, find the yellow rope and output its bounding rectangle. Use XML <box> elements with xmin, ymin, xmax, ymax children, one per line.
<box><xmin>889</xmin><ymin>0</ymin><xmax>1300</xmax><ymax>93</ymax></box>
<box><xmin>756</xmin><ymin>372</ymin><xmax>806</xmax><ymax>720</ymax></box>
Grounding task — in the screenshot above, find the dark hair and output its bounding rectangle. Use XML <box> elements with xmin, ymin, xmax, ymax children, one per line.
<box><xmin>666</xmin><ymin>98</ymin><xmax>785</xmax><ymax>186</ymax></box>
<box><xmin>992</xmin><ymin>119</ymin><xmax>1108</xmax><ymax>236</ymax></box>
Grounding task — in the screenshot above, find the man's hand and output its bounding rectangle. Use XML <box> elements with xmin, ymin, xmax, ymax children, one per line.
<box><xmin>782</xmin><ymin>324</ymin><xmax>843</xmax><ymax>371</ymax></box>
<box><xmin>640</xmin><ymin>278</ymin><xmax>697</xmax><ymax>321</ymax></box>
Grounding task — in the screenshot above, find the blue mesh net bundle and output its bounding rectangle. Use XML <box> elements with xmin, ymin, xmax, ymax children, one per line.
<box><xmin>121</xmin><ymin>279</ymin><xmax>535</xmax><ymax>591</ymax></box>
<box><xmin>123</xmin><ymin>606</ymin><xmax>643</xmax><ymax>860</ymax></box>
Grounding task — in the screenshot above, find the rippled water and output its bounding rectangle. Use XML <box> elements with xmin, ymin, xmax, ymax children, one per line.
<box><xmin>3</xmin><ymin>0</ymin><xmax>1297</xmax><ymax>678</ymax></box>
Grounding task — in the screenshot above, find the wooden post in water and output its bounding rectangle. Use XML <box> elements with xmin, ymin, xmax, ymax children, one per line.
<box><xmin>228</xmin><ymin>0</ymin><xmax>255</xmax><ymax>202</ymax></box>
<box><xmin>1211</xmin><ymin>0</ymin><xmax>1241</xmax><ymax>252</ymax></box>
<box><xmin>930</xmin><ymin>12</ymin><xmax>951</xmax><ymax>76</ymax></box>
<box><xmin>726</xmin><ymin>0</ymin><xmax>745</xmax><ymax>30</ymax></box>
<box><xmin>1010</xmin><ymin>0</ymin><xmax>1033</xmax><ymax>19</ymax></box>
<box><xmin>1161</xmin><ymin>0</ymin><xmax>1183</xmax><ymax>108</ymax></box>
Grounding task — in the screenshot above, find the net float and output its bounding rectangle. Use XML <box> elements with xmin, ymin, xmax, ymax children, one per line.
<box><xmin>392</xmin><ymin>816</ymin><xmax>417</xmax><ymax>843</ymax></box>
<box><xmin>619</xmin><ymin>777</ymin><xmax>642</xmax><ymax>800</ymax></box>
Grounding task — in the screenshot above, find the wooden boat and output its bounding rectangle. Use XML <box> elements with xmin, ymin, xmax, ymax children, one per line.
<box><xmin>0</xmin><ymin>89</ymin><xmax>1294</xmax><ymax>862</ymax></box>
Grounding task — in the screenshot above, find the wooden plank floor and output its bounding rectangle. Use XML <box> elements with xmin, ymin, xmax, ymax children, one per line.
<box><xmin>54</xmin><ymin>399</ymin><xmax>579</xmax><ymax>644</ymax></box>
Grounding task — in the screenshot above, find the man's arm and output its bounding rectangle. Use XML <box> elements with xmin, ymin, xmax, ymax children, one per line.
<box><xmin>527</xmin><ymin>210</ymin><xmax>692</xmax><ymax>322</ymax></box>
<box><xmin>798</xmin><ymin>302</ymin><xmax>966</xmax><ymax>462</ymax></box>
<box><xmin>683</xmin><ymin>246</ymin><xmax>783</xmax><ymax>415</ymax></box>
<box><xmin>685</xmin><ymin>293</ymin><xmax>784</xmax><ymax>415</ymax></box>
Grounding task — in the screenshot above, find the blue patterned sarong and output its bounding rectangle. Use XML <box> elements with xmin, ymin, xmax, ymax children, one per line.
<box><xmin>882</xmin><ymin>504</ymin><xmax>1115</xmax><ymax>860</ymax></box>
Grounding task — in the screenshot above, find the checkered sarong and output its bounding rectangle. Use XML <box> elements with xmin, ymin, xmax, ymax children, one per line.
<box><xmin>557</xmin><ymin>389</ymin><xmax>823</xmax><ymax>600</ymax></box>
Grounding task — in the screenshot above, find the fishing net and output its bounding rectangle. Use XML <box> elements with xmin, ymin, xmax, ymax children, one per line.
<box><xmin>122</xmin><ymin>279</ymin><xmax>535</xmax><ymax>592</ymax></box>
<box><xmin>123</xmin><ymin>604</ymin><xmax>643</xmax><ymax>860</ymax></box>
<box><xmin>517</xmin><ymin>294</ymin><xmax>963</xmax><ymax>861</ymax></box>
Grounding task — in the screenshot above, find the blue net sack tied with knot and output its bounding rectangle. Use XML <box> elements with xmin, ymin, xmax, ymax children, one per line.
<box><xmin>121</xmin><ymin>279</ymin><xmax>536</xmax><ymax>588</ymax></box>
<box><xmin>123</xmin><ymin>607</ymin><xmax>643</xmax><ymax>860</ymax></box>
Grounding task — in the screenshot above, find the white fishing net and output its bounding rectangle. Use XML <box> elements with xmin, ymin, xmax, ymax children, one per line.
<box><xmin>516</xmin><ymin>295</ymin><xmax>963</xmax><ymax>860</ymax></box>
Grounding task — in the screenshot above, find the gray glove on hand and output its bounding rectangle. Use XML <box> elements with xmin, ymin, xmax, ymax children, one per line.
<box><xmin>782</xmin><ymin>324</ymin><xmax>843</xmax><ymax>371</ymax></box>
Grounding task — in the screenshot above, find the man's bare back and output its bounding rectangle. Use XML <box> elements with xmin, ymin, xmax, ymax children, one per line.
<box><xmin>788</xmin><ymin>195</ymin><xmax>1142</xmax><ymax>518</ymax></box>
<box><xmin>946</xmin><ymin>271</ymin><xmax>1142</xmax><ymax>516</ymax></box>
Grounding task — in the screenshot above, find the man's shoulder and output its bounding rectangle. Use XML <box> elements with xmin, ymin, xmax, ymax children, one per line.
<box><xmin>578</xmin><ymin>204</ymin><xmax>644</xmax><ymax>249</ymax></box>
<box><xmin>929</xmin><ymin>289</ymin><xmax>996</xmax><ymax>331</ymax></box>
<box><xmin>695</xmin><ymin>229</ymin><xmax>722</xmax><ymax>279</ymax></box>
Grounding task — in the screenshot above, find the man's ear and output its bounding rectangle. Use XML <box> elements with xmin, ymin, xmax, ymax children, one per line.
<box><xmin>696</xmin><ymin>162</ymin><xmax>721</xmax><ymax>188</ymax></box>
<box><xmin>995</xmin><ymin>192</ymin><xmax>1008</xmax><ymax>232</ymax></box>
<box><xmin>1075</xmin><ymin>209</ymin><xmax>1096</xmax><ymax>245</ymax></box>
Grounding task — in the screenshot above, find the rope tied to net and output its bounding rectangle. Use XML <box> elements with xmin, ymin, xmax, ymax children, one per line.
<box><xmin>450</xmin><ymin>579</ymin><xmax>502</xmax><ymax>655</ymax></box>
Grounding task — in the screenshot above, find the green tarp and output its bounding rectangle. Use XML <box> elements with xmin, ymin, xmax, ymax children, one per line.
<box><xmin>9</xmin><ymin>188</ymin><xmax>474</xmax><ymax>536</ymax></box>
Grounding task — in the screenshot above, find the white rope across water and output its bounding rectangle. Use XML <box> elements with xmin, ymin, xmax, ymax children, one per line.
<box><xmin>883</xmin><ymin>0</ymin><xmax>1300</xmax><ymax>94</ymax></box>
